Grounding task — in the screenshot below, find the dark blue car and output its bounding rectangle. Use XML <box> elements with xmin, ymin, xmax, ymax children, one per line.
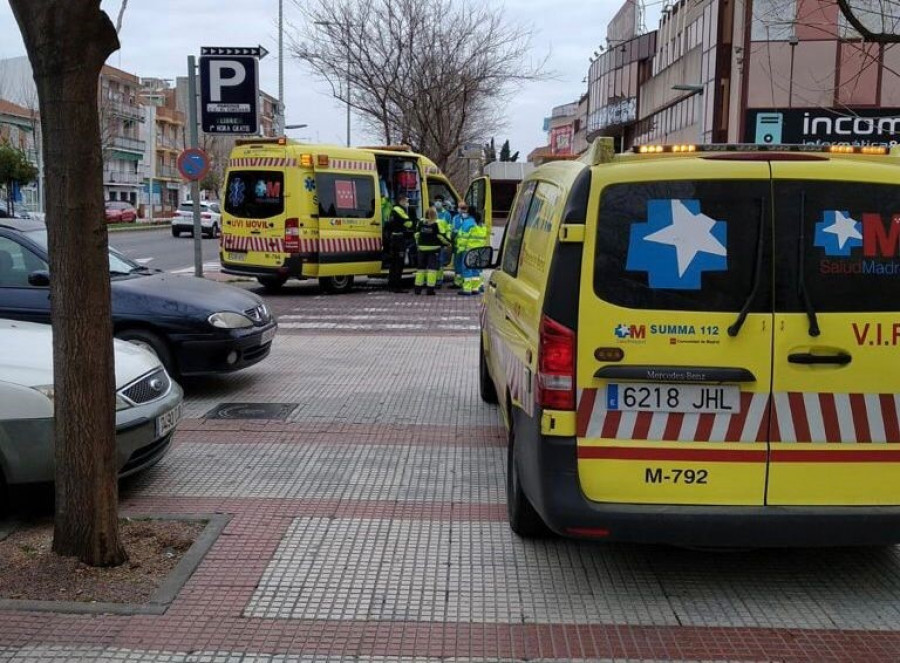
<box><xmin>0</xmin><ymin>218</ymin><xmax>277</xmax><ymax>377</ymax></box>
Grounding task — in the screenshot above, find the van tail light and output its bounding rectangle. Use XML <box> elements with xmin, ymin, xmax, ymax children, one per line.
<box><xmin>201</xmin><ymin>212</ymin><xmax>211</xmax><ymax>219</ymax></box>
<box><xmin>284</xmin><ymin>218</ymin><xmax>300</xmax><ymax>253</ymax></box>
<box><xmin>538</xmin><ymin>315</ymin><xmax>576</xmax><ymax>410</ymax></box>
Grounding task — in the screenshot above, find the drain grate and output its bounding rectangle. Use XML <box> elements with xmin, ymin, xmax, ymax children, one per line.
<box><xmin>204</xmin><ymin>403</ymin><xmax>298</xmax><ymax>421</ymax></box>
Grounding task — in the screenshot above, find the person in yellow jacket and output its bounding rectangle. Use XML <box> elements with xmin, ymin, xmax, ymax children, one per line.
<box><xmin>414</xmin><ymin>206</ymin><xmax>451</xmax><ymax>295</ymax></box>
<box><xmin>457</xmin><ymin>213</ymin><xmax>490</xmax><ymax>296</ymax></box>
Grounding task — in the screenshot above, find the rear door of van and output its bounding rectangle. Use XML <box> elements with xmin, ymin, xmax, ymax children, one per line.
<box><xmin>768</xmin><ymin>161</ymin><xmax>900</xmax><ymax>505</ymax></box>
<box><xmin>222</xmin><ymin>145</ymin><xmax>295</xmax><ymax>269</ymax></box>
<box><xmin>577</xmin><ymin>160</ymin><xmax>774</xmax><ymax>506</ymax></box>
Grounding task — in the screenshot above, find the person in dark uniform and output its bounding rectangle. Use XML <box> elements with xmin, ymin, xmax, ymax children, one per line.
<box><xmin>385</xmin><ymin>195</ymin><xmax>413</xmax><ymax>292</ymax></box>
<box><xmin>414</xmin><ymin>206</ymin><xmax>451</xmax><ymax>295</ymax></box>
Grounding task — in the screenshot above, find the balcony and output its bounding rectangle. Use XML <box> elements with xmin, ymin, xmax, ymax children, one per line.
<box><xmin>154</xmin><ymin>165</ymin><xmax>181</xmax><ymax>180</ymax></box>
<box><xmin>103</xmin><ymin>170</ymin><xmax>143</xmax><ymax>186</ymax></box>
<box><xmin>107</xmin><ymin>99</ymin><xmax>145</xmax><ymax>122</ymax></box>
<box><xmin>110</xmin><ymin>135</ymin><xmax>146</xmax><ymax>153</ymax></box>
<box><xmin>156</xmin><ymin>137</ymin><xmax>182</xmax><ymax>152</ymax></box>
<box><xmin>156</xmin><ymin>105</ymin><xmax>184</xmax><ymax>125</ymax></box>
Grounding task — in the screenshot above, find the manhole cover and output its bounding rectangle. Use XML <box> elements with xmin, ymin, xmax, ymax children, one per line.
<box><xmin>204</xmin><ymin>403</ymin><xmax>298</xmax><ymax>421</ymax></box>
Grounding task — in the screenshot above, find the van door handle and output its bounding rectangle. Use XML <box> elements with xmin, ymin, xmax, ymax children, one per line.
<box><xmin>788</xmin><ymin>352</ymin><xmax>852</xmax><ymax>366</ymax></box>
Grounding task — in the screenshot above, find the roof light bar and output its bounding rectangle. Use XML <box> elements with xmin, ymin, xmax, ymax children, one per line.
<box><xmin>633</xmin><ymin>143</ymin><xmax>890</xmax><ymax>155</ymax></box>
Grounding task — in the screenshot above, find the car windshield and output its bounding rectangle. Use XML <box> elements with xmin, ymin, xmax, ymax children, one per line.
<box><xmin>24</xmin><ymin>229</ymin><xmax>141</xmax><ymax>275</ymax></box>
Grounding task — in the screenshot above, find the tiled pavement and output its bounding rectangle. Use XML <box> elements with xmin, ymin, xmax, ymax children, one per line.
<box><xmin>4</xmin><ymin>290</ymin><xmax>900</xmax><ymax>661</ymax></box>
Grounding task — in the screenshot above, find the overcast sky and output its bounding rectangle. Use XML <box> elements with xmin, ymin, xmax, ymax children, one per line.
<box><xmin>0</xmin><ymin>0</ymin><xmax>630</xmax><ymax>156</ymax></box>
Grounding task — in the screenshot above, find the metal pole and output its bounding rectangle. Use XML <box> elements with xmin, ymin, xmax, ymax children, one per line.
<box><xmin>188</xmin><ymin>55</ymin><xmax>203</xmax><ymax>278</ymax></box>
<box><xmin>279</xmin><ymin>0</ymin><xmax>284</xmax><ymax>133</ymax></box>
<box><xmin>148</xmin><ymin>106</ymin><xmax>156</xmax><ymax>223</ymax></box>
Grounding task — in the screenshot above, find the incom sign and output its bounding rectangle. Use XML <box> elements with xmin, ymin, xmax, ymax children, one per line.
<box><xmin>199</xmin><ymin>48</ymin><xmax>260</xmax><ymax>135</ymax></box>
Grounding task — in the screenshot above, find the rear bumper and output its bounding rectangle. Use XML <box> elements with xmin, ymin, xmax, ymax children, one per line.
<box><xmin>514</xmin><ymin>409</ymin><xmax>900</xmax><ymax>547</ymax></box>
<box><xmin>220</xmin><ymin>255</ymin><xmax>305</xmax><ymax>279</ymax></box>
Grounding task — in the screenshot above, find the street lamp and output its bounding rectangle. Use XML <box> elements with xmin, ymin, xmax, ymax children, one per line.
<box><xmin>314</xmin><ymin>19</ymin><xmax>352</xmax><ymax>147</ymax></box>
<box><xmin>672</xmin><ymin>83</ymin><xmax>705</xmax><ymax>143</ymax></box>
<box><xmin>285</xmin><ymin>123</ymin><xmax>308</xmax><ymax>130</ymax></box>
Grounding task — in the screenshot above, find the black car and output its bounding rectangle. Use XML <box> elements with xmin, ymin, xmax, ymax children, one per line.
<box><xmin>0</xmin><ymin>219</ymin><xmax>277</xmax><ymax>377</ymax></box>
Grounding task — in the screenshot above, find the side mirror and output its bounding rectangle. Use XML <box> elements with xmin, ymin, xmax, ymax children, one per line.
<box><xmin>28</xmin><ymin>270</ymin><xmax>50</xmax><ymax>287</ymax></box>
<box><xmin>463</xmin><ymin>247</ymin><xmax>496</xmax><ymax>270</ymax></box>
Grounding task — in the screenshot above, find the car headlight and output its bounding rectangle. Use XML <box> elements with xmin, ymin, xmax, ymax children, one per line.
<box><xmin>208</xmin><ymin>311</ymin><xmax>254</xmax><ymax>329</ymax></box>
<box><xmin>34</xmin><ymin>385</ymin><xmax>133</xmax><ymax>411</ymax></box>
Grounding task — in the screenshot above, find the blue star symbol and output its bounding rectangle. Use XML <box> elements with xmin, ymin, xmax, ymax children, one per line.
<box><xmin>614</xmin><ymin>324</ymin><xmax>631</xmax><ymax>338</ymax></box>
<box><xmin>626</xmin><ymin>199</ymin><xmax>728</xmax><ymax>290</ymax></box>
<box><xmin>304</xmin><ymin>177</ymin><xmax>316</xmax><ymax>192</ymax></box>
<box><xmin>814</xmin><ymin>210</ymin><xmax>862</xmax><ymax>257</ymax></box>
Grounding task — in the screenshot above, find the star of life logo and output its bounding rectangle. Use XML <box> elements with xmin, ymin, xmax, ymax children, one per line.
<box><xmin>625</xmin><ymin>199</ymin><xmax>728</xmax><ymax>290</ymax></box>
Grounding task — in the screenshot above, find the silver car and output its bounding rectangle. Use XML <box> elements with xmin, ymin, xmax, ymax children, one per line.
<box><xmin>0</xmin><ymin>319</ymin><xmax>183</xmax><ymax>490</ymax></box>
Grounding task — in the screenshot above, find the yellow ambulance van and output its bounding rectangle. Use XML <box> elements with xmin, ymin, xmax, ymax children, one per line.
<box><xmin>220</xmin><ymin>140</ymin><xmax>461</xmax><ymax>292</ymax></box>
<box><xmin>466</xmin><ymin>138</ymin><xmax>900</xmax><ymax>546</ymax></box>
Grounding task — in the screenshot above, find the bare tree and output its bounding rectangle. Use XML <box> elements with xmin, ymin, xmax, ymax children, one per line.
<box><xmin>289</xmin><ymin>0</ymin><xmax>545</xmax><ymax>171</ymax></box>
<box><xmin>836</xmin><ymin>0</ymin><xmax>900</xmax><ymax>42</ymax></box>
<box><xmin>9</xmin><ymin>0</ymin><xmax>126</xmax><ymax>566</ymax></box>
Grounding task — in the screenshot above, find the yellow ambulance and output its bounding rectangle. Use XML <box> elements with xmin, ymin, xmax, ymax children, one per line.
<box><xmin>220</xmin><ymin>140</ymin><xmax>461</xmax><ymax>292</ymax></box>
<box><xmin>467</xmin><ymin>138</ymin><xmax>900</xmax><ymax>546</ymax></box>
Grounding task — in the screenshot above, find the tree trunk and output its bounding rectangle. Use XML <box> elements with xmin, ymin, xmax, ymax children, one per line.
<box><xmin>9</xmin><ymin>0</ymin><xmax>125</xmax><ymax>566</ymax></box>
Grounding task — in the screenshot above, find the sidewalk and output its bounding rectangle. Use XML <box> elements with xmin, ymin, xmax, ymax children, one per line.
<box><xmin>2</xmin><ymin>293</ymin><xmax>900</xmax><ymax>661</ymax></box>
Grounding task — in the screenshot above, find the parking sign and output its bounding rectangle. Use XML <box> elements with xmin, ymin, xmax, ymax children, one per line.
<box><xmin>199</xmin><ymin>47</ymin><xmax>262</xmax><ymax>135</ymax></box>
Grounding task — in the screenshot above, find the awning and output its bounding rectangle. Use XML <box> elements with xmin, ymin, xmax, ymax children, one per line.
<box><xmin>110</xmin><ymin>150</ymin><xmax>143</xmax><ymax>162</ymax></box>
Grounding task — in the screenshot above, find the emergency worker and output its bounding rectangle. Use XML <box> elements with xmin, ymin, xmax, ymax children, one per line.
<box><xmin>460</xmin><ymin>214</ymin><xmax>489</xmax><ymax>295</ymax></box>
<box><xmin>385</xmin><ymin>195</ymin><xmax>413</xmax><ymax>292</ymax></box>
<box><xmin>451</xmin><ymin>202</ymin><xmax>471</xmax><ymax>288</ymax></box>
<box><xmin>434</xmin><ymin>197</ymin><xmax>453</xmax><ymax>287</ymax></box>
<box><xmin>414</xmin><ymin>206</ymin><xmax>451</xmax><ymax>296</ymax></box>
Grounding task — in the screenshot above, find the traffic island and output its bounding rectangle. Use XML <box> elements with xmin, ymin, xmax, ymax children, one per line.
<box><xmin>0</xmin><ymin>513</ymin><xmax>228</xmax><ymax>615</ymax></box>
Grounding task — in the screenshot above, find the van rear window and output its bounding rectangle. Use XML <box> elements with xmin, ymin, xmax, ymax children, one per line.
<box><xmin>775</xmin><ymin>180</ymin><xmax>900</xmax><ymax>313</ymax></box>
<box><xmin>594</xmin><ymin>181</ymin><xmax>772</xmax><ymax>312</ymax></box>
<box><xmin>316</xmin><ymin>174</ymin><xmax>375</xmax><ymax>219</ymax></box>
<box><xmin>224</xmin><ymin>171</ymin><xmax>284</xmax><ymax>219</ymax></box>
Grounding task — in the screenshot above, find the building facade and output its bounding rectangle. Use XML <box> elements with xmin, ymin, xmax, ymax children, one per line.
<box><xmin>0</xmin><ymin>99</ymin><xmax>41</xmax><ymax>213</ymax></box>
<box><xmin>140</xmin><ymin>80</ymin><xmax>185</xmax><ymax>217</ymax></box>
<box><xmin>737</xmin><ymin>0</ymin><xmax>900</xmax><ymax>146</ymax></box>
<box><xmin>100</xmin><ymin>65</ymin><xmax>146</xmax><ymax>205</ymax></box>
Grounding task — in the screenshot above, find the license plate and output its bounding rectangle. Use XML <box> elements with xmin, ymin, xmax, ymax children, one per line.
<box><xmin>260</xmin><ymin>326</ymin><xmax>276</xmax><ymax>344</ymax></box>
<box><xmin>226</xmin><ymin>251</ymin><xmax>246</xmax><ymax>262</ymax></box>
<box><xmin>155</xmin><ymin>403</ymin><xmax>183</xmax><ymax>438</ymax></box>
<box><xmin>607</xmin><ymin>383</ymin><xmax>741</xmax><ymax>414</ymax></box>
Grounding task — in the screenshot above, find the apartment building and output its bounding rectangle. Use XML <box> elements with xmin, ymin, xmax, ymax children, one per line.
<box><xmin>0</xmin><ymin>98</ymin><xmax>41</xmax><ymax>213</ymax></box>
<box><xmin>140</xmin><ymin>80</ymin><xmax>185</xmax><ymax>216</ymax></box>
<box><xmin>100</xmin><ymin>65</ymin><xmax>146</xmax><ymax>205</ymax></box>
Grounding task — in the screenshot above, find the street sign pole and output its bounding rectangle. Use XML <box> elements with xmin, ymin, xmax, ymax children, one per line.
<box><xmin>188</xmin><ymin>55</ymin><xmax>203</xmax><ymax>278</ymax></box>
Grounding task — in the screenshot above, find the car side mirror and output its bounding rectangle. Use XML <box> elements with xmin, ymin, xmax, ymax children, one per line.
<box><xmin>463</xmin><ymin>247</ymin><xmax>496</xmax><ymax>270</ymax></box>
<box><xmin>28</xmin><ymin>270</ymin><xmax>50</xmax><ymax>287</ymax></box>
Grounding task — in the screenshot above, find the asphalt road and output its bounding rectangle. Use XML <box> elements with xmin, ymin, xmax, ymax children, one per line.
<box><xmin>109</xmin><ymin>227</ymin><xmax>221</xmax><ymax>273</ymax></box>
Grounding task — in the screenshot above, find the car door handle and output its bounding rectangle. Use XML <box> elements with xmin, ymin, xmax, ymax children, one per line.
<box><xmin>787</xmin><ymin>352</ymin><xmax>852</xmax><ymax>366</ymax></box>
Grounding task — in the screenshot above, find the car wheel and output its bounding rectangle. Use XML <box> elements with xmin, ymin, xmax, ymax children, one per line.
<box><xmin>480</xmin><ymin>336</ymin><xmax>498</xmax><ymax>404</ymax></box>
<box><xmin>507</xmin><ymin>408</ymin><xmax>551</xmax><ymax>538</ymax></box>
<box><xmin>319</xmin><ymin>275</ymin><xmax>354</xmax><ymax>294</ymax></box>
<box><xmin>115</xmin><ymin>329</ymin><xmax>177</xmax><ymax>377</ymax></box>
<box><xmin>171</xmin><ymin>227</ymin><xmax>180</xmax><ymax>238</ymax></box>
<box><xmin>257</xmin><ymin>275</ymin><xmax>287</xmax><ymax>293</ymax></box>
<box><xmin>212</xmin><ymin>223</ymin><xmax>220</xmax><ymax>239</ymax></box>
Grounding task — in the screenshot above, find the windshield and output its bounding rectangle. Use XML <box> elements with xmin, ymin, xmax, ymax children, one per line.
<box><xmin>25</xmin><ymin>229</ymin><xmax>140</xmax><ymax>274</ymax></box>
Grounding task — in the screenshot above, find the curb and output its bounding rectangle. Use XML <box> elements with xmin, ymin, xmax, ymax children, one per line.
<box><xmin>0</xmin><ymin>512</ymin><xmax>230</xmax><ymax>616</ymax></box>
<box><xmin>109</xmin><ymin>223</ymin><xmax>171</xmax><ymax>233</ymax></box>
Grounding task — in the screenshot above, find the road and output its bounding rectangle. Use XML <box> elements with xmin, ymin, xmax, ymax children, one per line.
<box><xmin>109</xmin><ymin>227</ymin><xmax>221</xmax><ymax>274</ymax></box>
<box><xmin>111</xmin><ymin>225</ymin><xmax>505</xmax><ymax>276</ymax></box>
